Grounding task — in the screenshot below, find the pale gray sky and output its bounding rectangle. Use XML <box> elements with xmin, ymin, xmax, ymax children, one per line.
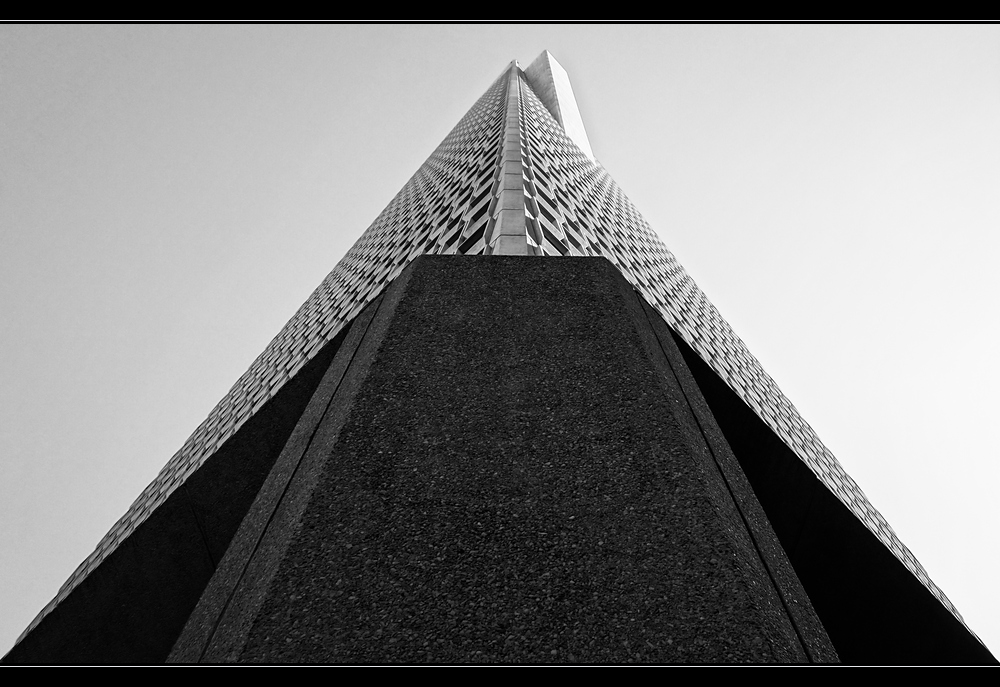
<box><xmin>2</xmin><ymin>24</ymin><xmax>998</xmax><ymax>658</ymax></box>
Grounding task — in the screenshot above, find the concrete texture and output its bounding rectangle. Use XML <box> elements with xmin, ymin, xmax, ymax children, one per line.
<box><xmin>635</xmin><ymin>297</ymin><xmax>837</xmax><ymax>662</ymax></box>
<box><xmin>174</xmin><ymin>256</ymin><xmax>834</xmax><ymax>663</ymax></box>
<box><xmin>671</xmin><ymin>330</ymin><xmax>998</xmax><ymax>665</ymax></box>
<box><xmin>3</xmin><ymin>324</ymin><xmax>352</xmax><ymax>664</ymax></box>
<box><xmin>169</xmin><ymin>287</ymin><xmax>400</xmax><ymax>663</ymax></box>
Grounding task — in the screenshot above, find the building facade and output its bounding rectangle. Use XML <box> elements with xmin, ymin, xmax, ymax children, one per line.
<box><xmin>4</xmin><ymin>53</ymin><xmax>993</xmax><ymax>664</ymax></box>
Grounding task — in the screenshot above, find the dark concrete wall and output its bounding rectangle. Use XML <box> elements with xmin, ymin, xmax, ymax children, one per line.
<box><xmin>14</xmin><ymin>255</ymin><xmax>984</xmax><ymax>665</ymax></box>
<box><xmin>3</xmin><ymin>323</ymin><xmax>353</xmax><ymax>665</ymax></box>
<box><xmin>670</xmin><ymin>329</ymin><xmax>997</xmax><ymax>665</ymax></box>
<box><xmin>173</xmin><ymin>256</ymin><xmax>834</xmax><ymax>663</ymax></box>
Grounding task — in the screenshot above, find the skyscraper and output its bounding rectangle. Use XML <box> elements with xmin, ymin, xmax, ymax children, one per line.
<box><xmin>4</xmin><ymin>51</ymin><xmax>994</xmax><ymax>664</ymax></box>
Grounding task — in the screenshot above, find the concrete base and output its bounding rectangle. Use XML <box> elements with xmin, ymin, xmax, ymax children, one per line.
<box><xmin>170</xmin><ymin>256</ymin><xmax>835</xmax><ymax>663</ymax></box>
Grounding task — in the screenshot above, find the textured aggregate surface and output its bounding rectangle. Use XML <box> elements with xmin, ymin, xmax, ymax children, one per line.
<box><xmin>232</xmin><ymin>257</ymin><xmax>821</xmax><ymax>663</ymax></box>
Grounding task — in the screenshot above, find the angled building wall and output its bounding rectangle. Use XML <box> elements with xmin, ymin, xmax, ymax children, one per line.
<box><xmin>169</xmin><ymin>256</ymin><xmax>836</xmax><ymax>663</ymax></box>
<box><xmin>4</xmin><ymin>55</ymin><xmax>993</xmax><ymax>665</ymax></box>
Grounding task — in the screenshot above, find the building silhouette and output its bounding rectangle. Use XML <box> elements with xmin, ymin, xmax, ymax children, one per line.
<box><xmin>4</xmin><ymin>52</ymin><xmax>994</xmax><ymax>664</ymax></box>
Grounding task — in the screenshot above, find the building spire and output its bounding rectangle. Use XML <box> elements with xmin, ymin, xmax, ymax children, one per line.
<box><xmin>523</xmin><ymin>51</ymin><xmax>595</xmax><ymax>160</ymax></box>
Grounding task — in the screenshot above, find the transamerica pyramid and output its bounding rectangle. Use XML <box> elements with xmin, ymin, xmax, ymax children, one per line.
<box><xmin>4</xmin><ymin>52</ymin><xmax>994</xmax><ymax>664</ymax></box>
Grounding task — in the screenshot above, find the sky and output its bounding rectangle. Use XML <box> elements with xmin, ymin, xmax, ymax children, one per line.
<box><xmin>1</xmin><ymin>24</ymin><xmax>998</xmax><ymax>660</ymax></box>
